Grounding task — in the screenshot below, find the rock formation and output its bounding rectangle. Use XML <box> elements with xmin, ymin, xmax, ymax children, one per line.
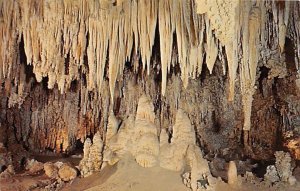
<box><xmin>264</xmin><ymin>151</ymin><xmax>296</xmax><ymax>186</ymax></box>
<box><xmin>82</xmin><ymin>95</ymin><xmax>218</xmax><ymax>190</ymax></box>
<box><xmin>58</xmin><ymin>163</ymin><xmax>78</xmax><ymax>182</ymax></box>
<box><xmin>44</xmin><ymin>162</ymin><xmax>59</xmax><ymax>179</ymax></box>
<box><xmin>25</xmin><ymin>159</ymin><xmax>44</xmax><ymax>174</ymax></box>
<box><xmin>132</xmin><ymin>95</ymin><xmax>160</xmax><ymax>168</ymax></box>
<box><xmin>160</xmin><ymin>109</ymin><xmax>196</xmax><ymax>171</ymax></box>
<box><xmin>0</xmin><ymin>0</ymin><xmax>300</xmax><ymax>190</ymax></box>
<box><xmin>0</xmin><ymin>0</ymin><xmax>299</xmax><ymax>157</ymax></box>
<box><xmin>79</xmin><ymin>132</ymin><xmax>104</xmax><ymax>177</ymax></box>
<box><xmin>227</xmin><ymin>161</ymin><xmax>239</xmax><ymax>186</ymax></box>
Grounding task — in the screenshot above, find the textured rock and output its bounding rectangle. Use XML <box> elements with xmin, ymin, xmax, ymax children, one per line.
<box><xmin>0</xmin><ymin>146</ymin><xmax>12</xmax><ymax>173</ymax></box>
<box><xmin>58</xmin><ymin>163</ymin><xmax>77</xmax><ymax>182</ymax></box>
<box><xmin>182</xmin><ymin>172</ymin><xmax>192</xmax><ymax>188</ymax></box>
<box><xmin>89</xmin><ymin>132</ymin><xmax>104</xmax><ymax>171</ymax></box>
<box><xmin>25</xmin><ymin>159</ymin><xmax>44</xmax><ymax>174</ymax></box>
<box><xmin>274</xmin><ymin>151</ymin><xmax>295</xmax><ymax>184</ymax></box>
<box><xmin>133</xmin><ymin>96</ymin><xmax>159</xmax><ymax>168</ymax></box>
<box><xmin>102</xmin><ymin>96</ymin><xmax>161</xmax><ymax>168</ymax></box>
<box><xmin>264</xmin><ymin>151</ymin><xmax>296</xmax><ymax>185</ymax></box>
<box><xmin>79</xmin><ymin>132</ymin><xmax>104</xmax><ymax>177</ymax></box>
<box><xmin>160</xmin><ymin>109</ymin><xmax>196</xmax><ymax>171</ymax></box>
<box><xmin>0</xmin><ymin>2</ymin><xmax>300</xmax><ymax>190</ymax></box>
<box><xmin>0</xmin><ymin>165</ymin><xmax>15</xmax><ymax>179</ymax></box>
<box><xmin>264</xmin><ymin>165</ymin><xmax>279</xmax><ymax>183</ymax></box>
<box><xmin>0</xmin><ymin>0</ymin><xmax>298</xmax><ymax>155</ymax></box>
<box><xmin>44</xmin><ymin>162</ymin><xmax>59</xmax><ymax>179</ymax></box>
<box><xmin>102</xmin><ymin>115</ymin><xmax>135</xmax><ymax>166</ymax></box>
<box><xmin>284</xmin><ymin>131</ymin><xmax>300</xmax><ymax>160</ymax></box>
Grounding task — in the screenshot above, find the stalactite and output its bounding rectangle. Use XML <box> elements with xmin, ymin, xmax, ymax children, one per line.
<box><xmin>0</xmin><ymin>0</ymin><xmax>300</xmax><ymax>151</ymax></box>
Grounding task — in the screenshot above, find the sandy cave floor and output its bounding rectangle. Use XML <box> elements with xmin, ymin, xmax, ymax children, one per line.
<box><xmin>65</xmin><ymin>154</ymin><xmax>300</xmax><ymax>191</ymax></box>
<box><xmin>2</xmin><ymin>153</ymin><xmax>300</xmax><ymax>191</ymax></box>
<box><xmin>73</xmin><ymin>154</ymin><xmax>190</xmax><ymax>191</ymax></box>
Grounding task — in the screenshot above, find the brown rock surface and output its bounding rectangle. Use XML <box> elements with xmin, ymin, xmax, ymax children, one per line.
<box><xmin>44</xmin><ymin>162</ymin><xmax>59</xmax><ymax>179</ymax></box>
<box><xmin>58</xmin><ymin>163</ymin><xmax>77</xmax><ymax>182</ymax></box>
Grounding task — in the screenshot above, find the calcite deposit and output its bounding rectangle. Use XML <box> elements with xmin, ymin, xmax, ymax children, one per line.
<box><xmin>80</xmin><ymin>96</ymin><xmax>217</xmax><ymax>190</ymax></box>
<box><xmin>264</xmin><ymin>151</ymin><xmax>296</xmax><ymax>186</ymax></box>
<box><xmin>0</xmin><ymin>0</ymin><xmax>299</xmax><ymax>153</ymax></box>
<box><xmin>79</xmin><ymin>132</ymin><xmax>104</xmax><ymax>177</ymax></box>
<box><xmin>0</xmin><ymin>0</ymin><xmax>300</xmax><ymax>190</ymax></box>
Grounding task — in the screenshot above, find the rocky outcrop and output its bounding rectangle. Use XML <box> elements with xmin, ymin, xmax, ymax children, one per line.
<box><xmin>44</xmin><ymin>162</ymin><xmax>59</xmax><ymax>179</ymax></box>
<box><xmin>79</xmin><ymin>132</ymin><xmax>104</xmax><ymax>177</ymax></box>
<box><xmin>58</xmin><ymin>163</ymin><xmax>77</xmax><ymax>182</ymax></box>
<box><xmin>25</xmin><ymin>159</ymin><xmax>44</xmax><ymax>174</ymax></box>
<box><xmin>101</xmin><ymin>95</ymin><xmax>159</xmax><ymax>168</ymax></box>
<box><xmin>264</xmin><ymin>151</ymin><xmax>296</xmax><ymax>185</ymax></box>
<box><xmin>0</xmin><ymin>166</ymin><xmax>15</xmax><ymax>180</ymax></box>
<box><xmin>106</xmin><ymin>112</ymin><xmax>119</xmax><ymax>141</ymax></box>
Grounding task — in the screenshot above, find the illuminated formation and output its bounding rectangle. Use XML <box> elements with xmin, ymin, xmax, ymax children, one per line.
<box><xmin>0</xmin><ymin>1</ymin><xmax>300</xmax><ymax>190</ymax></box>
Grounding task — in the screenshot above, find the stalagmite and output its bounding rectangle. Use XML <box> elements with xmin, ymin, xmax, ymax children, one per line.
<box><xmin>160</xmin><ymin>109</ymin><xmax>196</xmax><ymax>171</ymax></box>
<box><xmin>133</xmin><ymin>95</ymin><xmax>159</xmax><ymax>167</ymax></box>
<box><xmin>227</xmin><ymin>161</ymin><xmax>238</xmax><ymax>186</ymax></box>
<box><xmin>186</xmin><ymin>145</ymin><xmax>212</xmax><ymax>191</ymax></box>
<box><xmin>106</xmin><ymin>112</ymin><xmax>119</xmax><ymax>141</ymax></box>
<box><xmin>79</xmin><ymin>132</ymin><xmax>103</xmax><ymax>177</ymax></box>
<box><xmin>264</xmin><ymin>151</ymin><xmax>296</xmax><ymax>186</ymax></box>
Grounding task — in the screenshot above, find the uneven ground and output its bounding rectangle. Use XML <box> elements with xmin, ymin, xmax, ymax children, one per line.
<box><xmin>1</xmin><ymin>152</ymin><xmax>300</xmax><ymax>191</ymax></box>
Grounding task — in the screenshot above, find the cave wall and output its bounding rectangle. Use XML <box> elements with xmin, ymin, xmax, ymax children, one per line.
<box><xmin>0</xmin><ymin>0</ymin><xmax>300</xmax><ymax>160</ymax></box>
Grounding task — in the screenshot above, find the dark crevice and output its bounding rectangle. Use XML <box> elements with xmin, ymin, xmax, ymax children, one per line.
<box><xmin>258</xmin><ymin>66</ymin><xmax>270</xmax><ymax>95</ymax></box>
<box><xmin>41</xmin><ymin>76</ymin><xmax>49</xmax><ymax>92</ymax></box>
<box><xmin>152</xmin><ymin>23</ymin><xmax>162</xmax><ymax>84</ymax></box>
<box><xmin>285</xmin><ymin>37</ymin><xmax>297</xmax><ymax>74</ymax></box>
<box><xmin>169</xmin><ymin>31</ymin><xmax>181</xmax><ymax>76</ymax></box>
<box><xmin>24</xmin><ymin>64</ymin><xmax>35</xmax><ymax>84</ymax></box>
<box><xmin>272</xmin><ymin>77</ymin><xmax>279</xmax><ymax>97</ymax></box>
<box><xmin>212</xmin><ymin>111</ymin><xmax>221</xmax><ymax>133</ymax></box>
<box><xmin>65</xmin><ymin>53</ymin><xmax>70</xmax><ymax>75</ymax></box>
<box><xmin>75</xmin><ymin>139</ymin><xmax>84</xmax><ymax>151</ymax></box>
<box><xmin>19</xmin><ymin>34</ymin><xmax>35</xmax><ymax>84</ymax></box>
<box><xmin>200</xmin><ymin>63</ymin><xmax>209</xmax><ymax>84</ymax></box>
<box><xmin>151</xmin><ymin>21</ymin><xmax>162</xmax><ymax>116</ymax></box>
<box><xmin>1</xmin><ymin>165</ymin><xmax>7</xmax><ymax>173</ymax></box>
<box><xmin>81</xmin><ymin>73</ymin><xmax>87</xmax><ymax>87</ymax></box>
<box><xmin>19</xmin><ymin>34</ymin><xmax>27</xmax><ymax>65</ymax></box>
<box><xmin>70</xmin><ymin>80</ymin><xmax>78</xmax><ymax>92</ymax></box>
<box><xmin>103</xmin><ymin>44</ymin><xmax>110</xmax><ymax>80</ymax></box>
<box><xmin>252</xmin><ymin>160</ymin><xmax>275</xmax><ymax>178</ymax></box>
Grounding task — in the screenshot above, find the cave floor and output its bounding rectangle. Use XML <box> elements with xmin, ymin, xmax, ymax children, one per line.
<box><xmin>1</xmin><ymin>154</ymin><xmax>300</xmax><ymax>191</ymax></box>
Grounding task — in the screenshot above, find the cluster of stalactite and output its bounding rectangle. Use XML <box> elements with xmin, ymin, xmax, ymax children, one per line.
<box><xmin>0</xmin><ymin>0</ymin><xmax>300</xmax><ymax>160</ymax></box>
